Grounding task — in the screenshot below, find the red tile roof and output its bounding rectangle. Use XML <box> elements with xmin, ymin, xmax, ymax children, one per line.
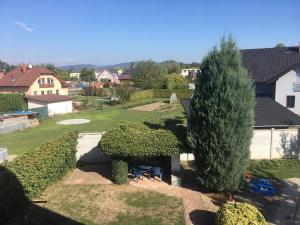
<box><xmin>26</xmin><ymin>94</ymin><xmax>73</xmax><ymax>103</ymax></box>
<box><xmin>0</xmin><ymin>66</ymin><xmax>54</xmax><ymax>87</ymax></box>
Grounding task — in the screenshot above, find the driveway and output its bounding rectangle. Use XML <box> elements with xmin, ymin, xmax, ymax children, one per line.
<box><xmin>270</xmin><ymin>178</ymin><xmax>300</xmax><ymax>225</ymax></box>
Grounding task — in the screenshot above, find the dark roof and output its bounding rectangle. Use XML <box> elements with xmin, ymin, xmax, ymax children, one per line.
<box><xmin>180</xmin><ymin>97</ymin><xmax>300</xmax><ymax>128</ymax></box>
<box><xmin>241</xmin><ymin>46</ymin><xmax>300</xmax><ymax>83</ymax></box>
<box><xmin>26</xmin><ymin>94</ymin><xmax>73</xmax><ymax>103</ymax></box>
<box><xmin>0</xmin><ymin>66</ymin><xmax>54</xmax><ymax>87</ymax></box>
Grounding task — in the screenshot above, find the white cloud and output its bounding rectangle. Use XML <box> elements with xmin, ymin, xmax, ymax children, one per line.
<box><xmin>13</xmin><ymin>20</ymin><xmax>33</xmax><ymax>32</ymax></box>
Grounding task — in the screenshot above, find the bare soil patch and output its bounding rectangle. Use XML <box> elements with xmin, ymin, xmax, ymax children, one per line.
<box><xmin>127</xmin><ymin>102</ymin><xmax>167</xmax><ymax>112</ymax></box>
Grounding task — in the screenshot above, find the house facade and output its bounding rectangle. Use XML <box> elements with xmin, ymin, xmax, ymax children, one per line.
<box><xmin>95</xmin><ymin>69</ymin><xmax>119</xmax><ymax>84</ymax></box>
<box><xmin>241</xmin><ymin>46</ymin><xmax>300</xmax><ymax>114</ymax></box>
<box><xmin>181</xmin><ymin>68</ymin><xmax>200</xmax><ymax>77</ymax></box>
<box><xmin>0</xmin><ymin>64</ymin><xmax>68</xmax><ymax>96</ymax></box>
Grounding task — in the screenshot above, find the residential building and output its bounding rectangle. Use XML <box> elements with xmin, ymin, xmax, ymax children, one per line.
<box><xmin>241</xmin><ymin>46</ymin><xmax>300</xmax><ymax>114</ymax></box>
<box><xmin>95</xmin><ymin>69</ymin><xmax>119</xmax><ymax>84</ymax></box>
<box><xmin>0</xmin><ymin>71</ymin><xmax>4</xmax><ymax>80</ymax></box>
<box><xmin>0</xmin><ymin>64</ymin><xmax>68</xmax><ymax>96</ymax></box>
<box><xmin>180</xmin><ymin>97</ymin><xmax>300</xmax><ymax>160</ymax></box>
<box><xmin>118</xmin><ymin>67</ymin><xmax>133</xmax><ymax>83</ymax></box>
<box><xmin>181</xmin><ymin>68</ymin><xmax>200</xmax><ymax>77</ymax></box>
<box><xmin>70</xmin><ymin>72</ymin><xmax>80</xmax><ymax>79</ymax></box>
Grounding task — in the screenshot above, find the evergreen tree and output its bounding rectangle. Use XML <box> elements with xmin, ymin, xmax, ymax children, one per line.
<box><xmin>187</xmin><ymin>36</ymin><xmax>254</xmax><ymax>192</ymax></box>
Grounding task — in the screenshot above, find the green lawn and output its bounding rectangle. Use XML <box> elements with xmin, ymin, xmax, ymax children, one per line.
<box><xmin>20</xmin><ymin>184</ymin><xmax>183</xmax><ymax>225</ymax></box>
<box><xmin>248</xmin><ymin>159</ymin><xmax>300</xmax><ymax>179</ymax></box>
<box><xmin>0</xmin><ymin>98</ymin><xmax>185</xmax><ymax>156</ymax></box>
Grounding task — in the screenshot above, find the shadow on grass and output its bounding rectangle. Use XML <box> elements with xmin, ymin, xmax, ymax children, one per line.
<box><xmin>189</xmin><ymin>209</ymin><xmax>216</xmax><ymax>225</ymax></box>
<box><xmin>1</xmin><ymin>166</ymin><xmax>84</xmax><ymax>225</ymax></box>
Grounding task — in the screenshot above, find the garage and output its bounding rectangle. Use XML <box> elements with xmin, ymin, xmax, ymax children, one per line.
<box><xmin>27</xmin><ymin>94</ymin><xmax>73</xmax><ymax>116</ymax></box>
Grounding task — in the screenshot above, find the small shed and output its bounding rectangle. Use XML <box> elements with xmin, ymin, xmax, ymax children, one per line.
<box><xmin>27</xmin><ymin>94</ymin><xmax>73</xmax><ymax>116</ymax></box>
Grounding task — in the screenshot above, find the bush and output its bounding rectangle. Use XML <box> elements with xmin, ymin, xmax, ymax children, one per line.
<box><xmin>9</xmin><ymin>131</ymin><xmax>78</xmax><ymax>197</ymax></box>
<box><xmin>164</xmin><ymin>74</ymin><xmax>188</xmax><ymax>89</ymax></box>
<box><xmin>153</xmin><ymin>89</ymin><xmax>193</xmax><ymax>99</ymax></box>
<box><xmin>0</xmin><ymin>132</ymin><xmax>78</xmax><ymax>224</ymax></box>
<box><xmin>129</xmin><ymin>89</ymin><xmax>193</xmax><ymax>101</ymax></box>
<box><xmin>112</xmin><ymin>157</ymin><xmax>128</xmax><ymax>184</ymax></box>
<box><xmin>116</xmin><ymin>82</ymin><xmax>135</xmax><ymax>103</ymax></box>
<box><xmin>99</xmin><ymin>121</ymin><xmax>181</xmax><ymax>158</ymax></box>
<box><xmin>129</xmin><ymin>89</ymin><xmax>154</xmax><ymax>101</ymax></box>
<box><xmin>0</xmin><ymin>93</ymin><xmax>27</xmax><ymax>112</ymax></box>
<box><xmin>216</xmin><ymin>202</ymin><xmax>267</xmax><ymax>225</ymax></box>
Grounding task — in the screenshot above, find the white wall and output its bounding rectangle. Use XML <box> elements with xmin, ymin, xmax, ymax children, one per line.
<box><xmin>47</xmin><ymin>101</ymin><xmax>73</xmax><ymax>116</ymax></box>
<box><xmin>275</xmin><ymin>67</ymin><xmax>300</xmax><ymax>114</ymax></box>
<box><xmin>180</xmin><ymin>128</ymin><xmax>300</xmax><ymax>160</ymax></box>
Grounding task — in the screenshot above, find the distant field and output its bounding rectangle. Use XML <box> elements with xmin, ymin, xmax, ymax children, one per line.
<box><xmin>0</xmin><ymin>98</ymin><xmax>185</xmax><ymax>156</ymax></box>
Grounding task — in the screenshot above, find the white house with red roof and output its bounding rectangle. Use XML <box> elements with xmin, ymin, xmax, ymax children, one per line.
<box><xmin>0</xmin><ymin>64</ymin><xmax>68</xmax><ymax>96</ymax></box>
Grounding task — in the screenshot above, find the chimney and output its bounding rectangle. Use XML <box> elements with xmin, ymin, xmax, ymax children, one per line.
<box><xmin>20</xmin><ymin>63</ymin><xmax>27</xmax><ymax>73</ymax></box>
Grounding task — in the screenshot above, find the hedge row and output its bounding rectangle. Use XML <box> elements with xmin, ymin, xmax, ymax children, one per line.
<box><xmin>99</xmin><ymin>121</ymin><xmax>181</xmax><ymax>158</ymax></box>
<box><xmin>0</xmin><ymin>93</ymin><xmax>27</xmax><ymax>112</ymax></box>
<box><xmin>0</xmin><ymin>132</ymin><xmax>78</xmax><ymax>224</ymax></box>
<box><xmin>129</xmin><ymin>89</ymin><xmax>193</xmax><ymax>101</ymax></box>
<box><xmin>152</xmin><ymin>89</ymin><xmax>194</xmax><ymax>99</ymax></box>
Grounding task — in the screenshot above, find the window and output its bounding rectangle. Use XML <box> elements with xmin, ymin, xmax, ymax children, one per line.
<box><xmin>56</xmin><ymin>89</ymin><xmax>59</xmax><ymax>94</ymax></box>
<box><xmin>34</xmin><ymin>91</ymin><xmax>38</xmax><ymax>96</ymax></box>
<box><xmin>41</xmin><ymin>78</ymin><xmax>45</xmax><ymax>84</ymax></box>
<box><xmin>41</xmin><ymin>91</ymin><xmax>44</xmax><ymax>95</ymax></box>
<box><xmin>47</xmin><ymin>78</ymin><xmax>51</xmax><ymax>83</ymax></box>
<box><xmin>38</xmin><ymin>79</ymin><xmax>41</xmax><ymax>84</ymax></box>
<box><xmin>47</xmin><ymin>90</ymin><xmax>52</xmax><ymax>94</ymax></box>
<box><xmin>286</xmin><ymin>96</ymin><xmax>295</xmax><ymax>108</ymax></box>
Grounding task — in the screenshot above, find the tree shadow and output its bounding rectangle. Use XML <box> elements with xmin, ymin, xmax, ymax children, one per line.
<box><xmin>189</xmin><ymin>209</ymin><xmax>216</xmax><ymax>225</ymax></box>
<box><xmin>76</xmin><ymin>163</ymin><xmax>113</xmax><ymax>181</ymax></box>
<box><xmin>0</xmin><ymin>165</ymin><xmax>84</xmax><ymax>225</ymax></box>
<box><xmin>279</xmin><ymin>129</ymin><xmax>300</xmax><ymax>159</ymax></box>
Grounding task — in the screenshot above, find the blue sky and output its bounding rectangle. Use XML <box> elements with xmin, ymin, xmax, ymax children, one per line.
<box><xmin>1</xmin><ymin>0</ymin><xmax>300</xmax><ymax>66</ymax></box>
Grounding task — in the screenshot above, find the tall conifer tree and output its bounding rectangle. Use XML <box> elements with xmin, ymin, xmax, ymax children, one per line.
<box><xmin>188</xmin><ymin>36</ymin><xmax>254</xmax><ymax>191</ymax></box>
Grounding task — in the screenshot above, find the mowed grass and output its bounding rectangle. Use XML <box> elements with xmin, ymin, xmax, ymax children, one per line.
<box><xmin>0</xmin><ymin>98</ymin><xmax>185</xmax><ymax>156</ymax></box>
<box><xmin>248</xmin><ymin>159</ymin><xmax>300</xmax><ymax>179</ymax></box>
<box><xmin>22</xmin><ymin>184</ymin><xmax>183</xmax><ymax>225</ymax></box>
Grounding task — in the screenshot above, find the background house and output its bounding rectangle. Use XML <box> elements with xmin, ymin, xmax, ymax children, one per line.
<box><xmin>95</xmin><ymin>69</ymin><xmax>119</xmax><ymax>84</ymax></box>
<box><xmin>241</xmin><ymin>46</ymin><xmax>300</xmax><ymax>114</ymax></box>
<box><xmin>0</xmin><ymin>64</ymin><xmax>68</xmax><ymax>96</ymax></box>
<box><xmin>181</xmin><ymin>68</ymin><xmax>200</xmax><ymax>77</ymax></box>
<box><xmin>69</xmin><ymin>72</ymin><xmax>81</xmax><ymax>79</ymax></box>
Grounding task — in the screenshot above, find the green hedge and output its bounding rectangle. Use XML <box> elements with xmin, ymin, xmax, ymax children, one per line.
<box><xmin>99</xmin><ymin>121</ymin><xmax>181</xmax><ymax>158</ymax></box>
<box><xmin>129</xmin><ymin>89</ymin><xmax>154</xmax><ymax>101</ymax></box>
<box><xmin>216</xmin><ymin>202</ymin><xmax>267</xmax><ymax>225</ymax></box>
<box><xmin>129</xmin><ymin>89</ymin><xmax>193</xmax><ymax>101</ymax></box>
<box><xmin>0</xmin><ymin>132</ymin><xmax>78</xmax><ymax>224</ymax></box>
<box><xmin>152</xmin><ymin>89</ymin><xmax>193</xmax><ymax>99</ymax></box>
<box><xmin>0</xmin><ymin>93</ymin><xmax>27</xmax><ymax>112</ymax></box>
<box><xmin>112</xmin><ymin>157</ymin><xmax>128</xmax><ymax>184</ymax></box>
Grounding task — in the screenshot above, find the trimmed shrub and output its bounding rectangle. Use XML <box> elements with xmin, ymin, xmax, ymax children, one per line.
<box><xmin>129</xmin><ymin>89</ymin><xmax>154</xmax><ymax>101</ymax></box>
<box><xmin>0</xmin><ymin>132</ymin><xmax>78</xmax><ymax>224</ymax></box>
<box><xmin>129</xmin><ymin>89</ymin><xmax>193</xmax><ymax>101</ymax></box>
<box><xmin>153</xmin><ymin>89</ymin><xmax>193</xmax><ymax>99</ymax></box>
<box><xmin>216</xmin><ymin>202</ymin><xmax>267</xmax><ymax>225</ymax></box>
<box><xmin>0</xmin><ymin>93</ymin><xmax>27</xmax><ymax>112</ymax></box>
<box><xmin>99</xmin><ymin>121</ymin><xmax>181</xmax><ymax>158</ymax></box>
<box><xmin>112</xmin><ymin>157</ymin><xmax>128</xmax><ymax>184</ymax></box>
